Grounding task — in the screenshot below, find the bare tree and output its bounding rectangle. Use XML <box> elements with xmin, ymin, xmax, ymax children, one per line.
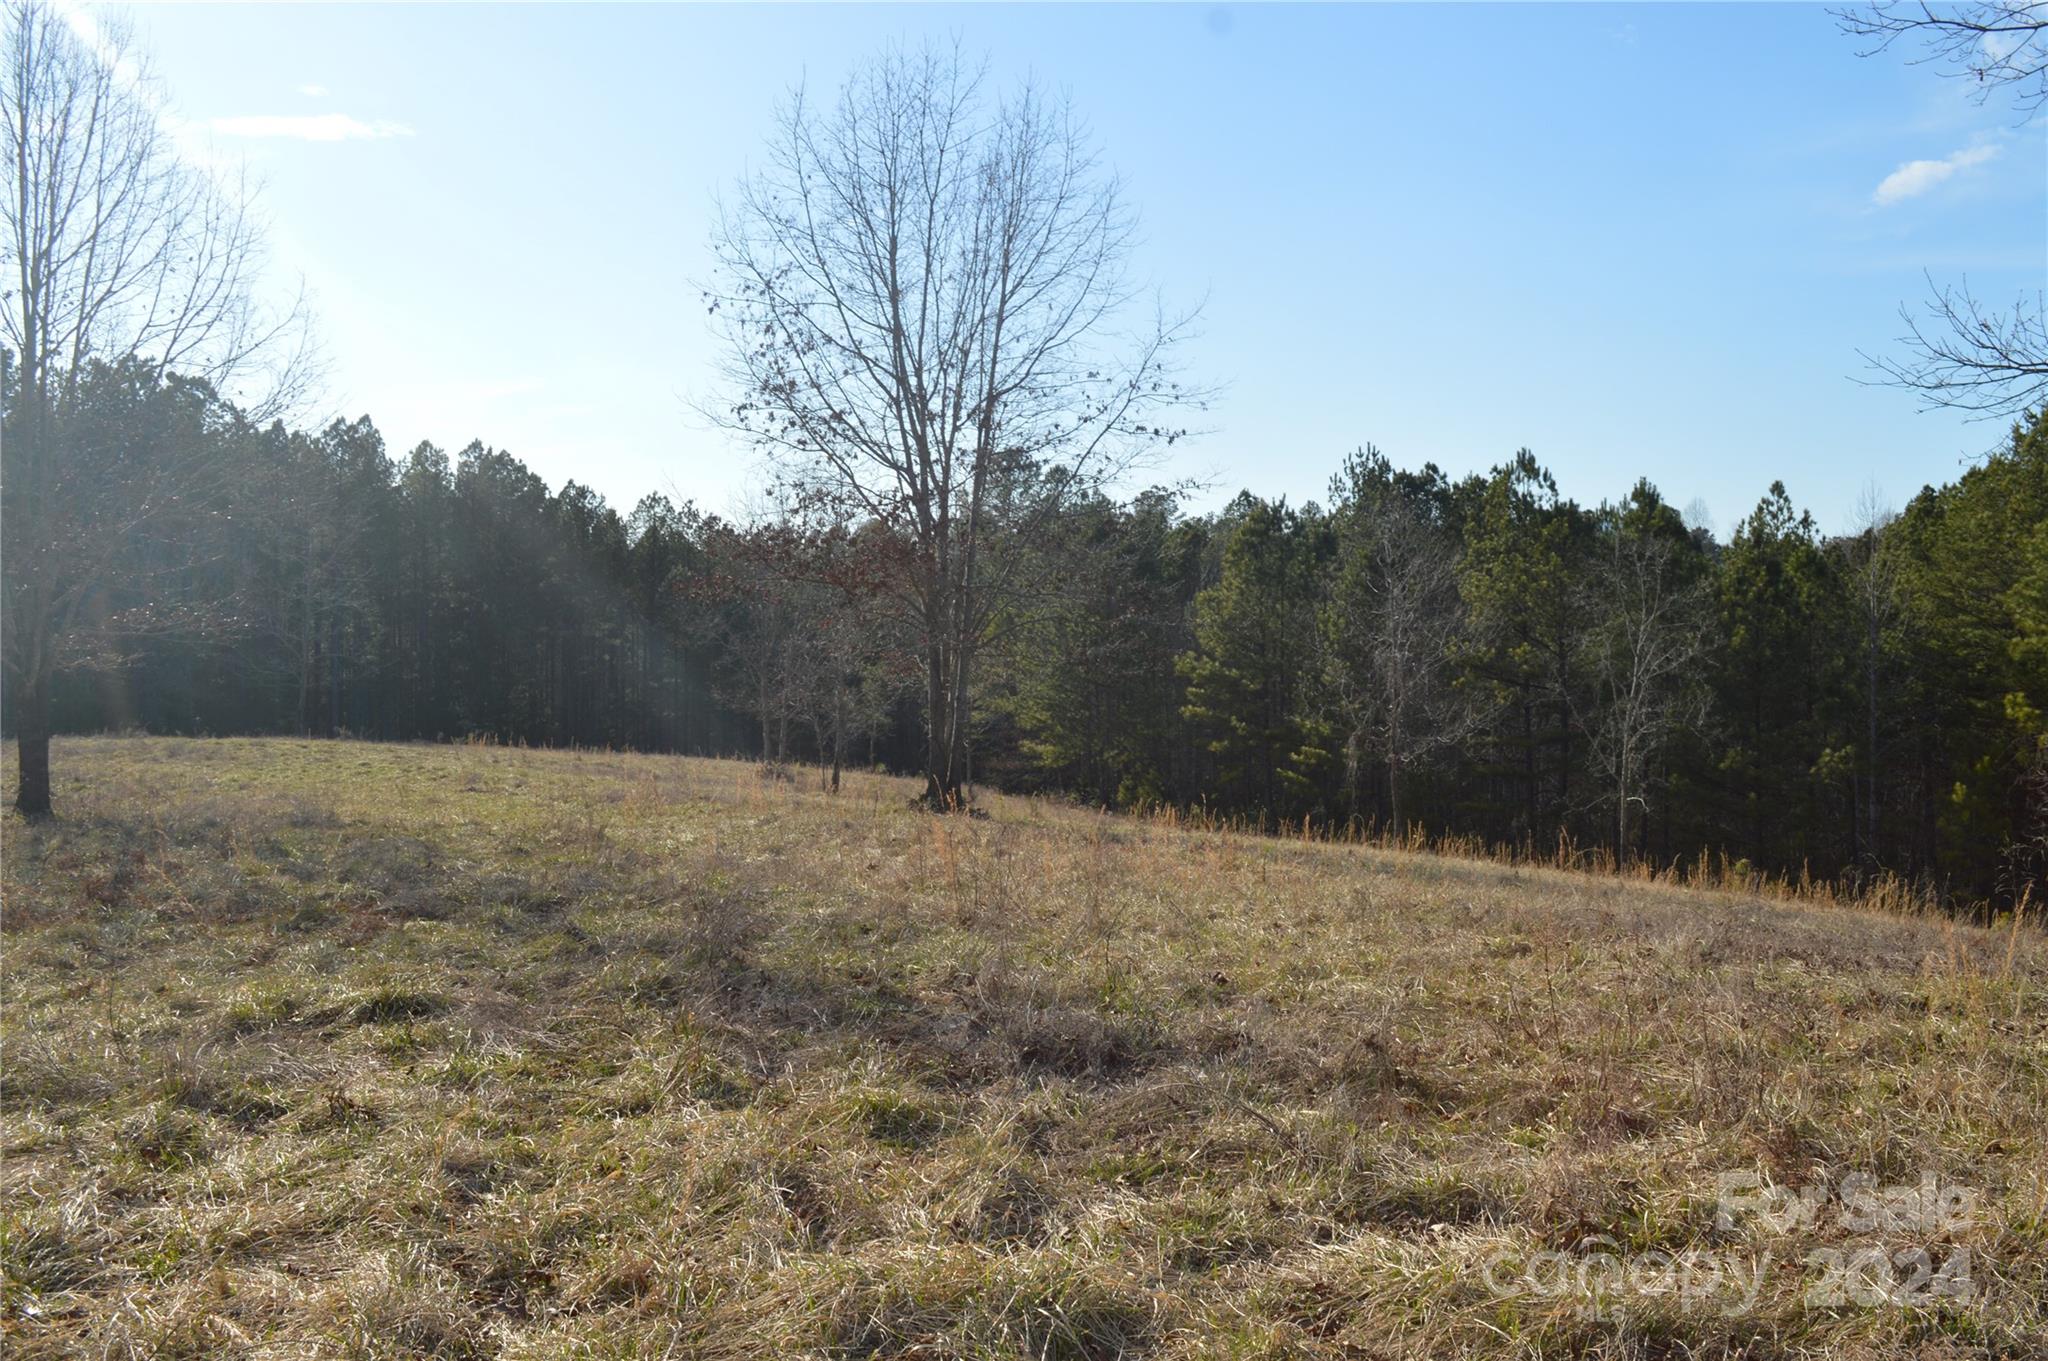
<box><xmin>1580</xmin><ymin>520</ymin><xmax>1710</xmax><ymax>862</ymax></box>
<box><xmin>1321</xmin><ymin>450</ymin><xmax>1472</xmax><ymax>838</ymax></box>
<box><xmin>789</xmin><ymin>594</ymin><xmax>871</xmax><ymax>793</ymax></box>
<box><xmin>1836</xmin><ymin>2</ymin><xmax>2048</xmax><ymax>417</ymax></box>
<box><xmin>3</xmin><ymin>0</ymin><xmax>311</xmax><ymax>815</ymax></box>
<box><xmin>1835</xmin><ymin>1</ymin><xmax>2048</xmax><ymax>112</ymax></box>
<box><xmin>707</xmin><ymin>44</ymin><xmax>1199</xmax><ymax>809</ymax></box>
<box><xmin>1861</xmin><ymin>275</ymin><xmax>2048</xmax><ymax>420</ymax></box>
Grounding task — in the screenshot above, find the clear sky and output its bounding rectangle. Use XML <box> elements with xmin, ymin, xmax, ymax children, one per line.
<box><xmin>121</xmin><ymin>2</ymin><xmax>2045</xmax><ymax>537</ymax></box>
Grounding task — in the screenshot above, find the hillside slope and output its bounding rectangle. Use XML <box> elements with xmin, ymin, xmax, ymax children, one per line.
<box><xmin>2</xmin><ymin>738</ymin><xmax>2044</xmax><ymax>1359</ymax></box>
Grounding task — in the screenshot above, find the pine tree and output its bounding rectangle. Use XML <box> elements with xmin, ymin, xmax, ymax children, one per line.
<box><xmin>1714</xmin><ymin>481</ymin><xmax>1850</xmax><ymax>871</ymax></box>
<box><xmin>1178</xmin><ymin>497</ymin><xmax>1331</xmax><ymax>824</ymax></box>
<box><xmin>1891</xmin><ymin>411</ymin><xmax>2048</xmax><ymax>894</ymax></box>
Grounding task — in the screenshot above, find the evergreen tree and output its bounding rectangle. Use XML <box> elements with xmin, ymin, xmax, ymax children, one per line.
<box><xmin>12</xmin><ymin>358</ymin><xmax>2042</xmax><ymax>909</ymax></box>
<box><xmin>1007</xmin><ymin>490</ymin><xmax>1204</xmax><ymax>807</ymax></box>
<box><xmin>1713</xmin><ymin>481</ymin><xmax>1851</xmax><ymax>872</ymax></box>
<box><xmin>1890</xmin><ymin>411</ymin><xmax>2048</xmax><ymax>895</ymax></box>
<box><xmin>1457</xmin><ymin>452</ymin><xmax>1593</xmax><ymax>845</ymax></box>
<box><xmin>1179</xmin><ymin>497</ymin><xmax>1331</xmax><ymax>823</ymax></box>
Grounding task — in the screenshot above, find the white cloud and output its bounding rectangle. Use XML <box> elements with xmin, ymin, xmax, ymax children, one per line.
<box><xmin>209</xmin><ymin>113</ymin><xmax>413</xmax><ymax>142</ymax></box>
<box><xmin>1873</xmin><ymin>143</ymin><xmax>1998</xmax><ymax>205</ymax></box>
<box><xmin>1979</xmin><ymin>29</ymin><xmax>2022</xmax><ymax>67</ymax></box>
<box><xmin>298</xmin><ymin>84</ymin><xmax>330</xmax><ymax>98</ymax></box>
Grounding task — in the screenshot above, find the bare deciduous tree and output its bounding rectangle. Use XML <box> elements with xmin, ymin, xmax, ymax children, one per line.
<box><xmin>1836</xmin><ymin>3</ymin><xmax>2048</xmax><ymax>418</ymax></box>
<box><xmin>706</xmin><ymin>44</ymin><xmax>1199</xmax><ymax>809</ymax></box>
<box><xmin>1580</xmin><ymin>520</ymin><xmax>1709</xmax><ymax>862</ymax></box>
<box><xmin>790</xmin><ymin>593</ymin><xmax>872</xmax><ymax>793</ymax></box>
<box><xmin>1835</xmin><ymin>1</ymin><xmax>2048</xmax><ymax>112</ymax></box>
<box><xmin>1861</xmin><ymin>275</ymin><xmax>2048</xmax><ymax>420</ymax></box>
<box><xmin>1321</xmin><ymin>450</ymin><xmax>1473</xmax><ymax>838</ymax></box>
<box><xmin>3</xmin><ymin>0</ymin><xmax>311</xmax><ymax>815</ymax></box>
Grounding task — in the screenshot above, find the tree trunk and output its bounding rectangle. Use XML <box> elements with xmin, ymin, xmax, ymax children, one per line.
<box><xmin>1751</xmin><ymin>669</ymin><xmax>1766</xmax><ymax>863</ymax></box>
<box><xmin>830</xmin><ymin>682</ymin><xmax>845</xmax><ymax>794</ymax></box>
<box><xmin>328</xmin><ymin>608</ymin><xmax>343</xmax><ymax>737</ymax></box>
<box><xmin>1864</xmin><ymin>615</ymin><xmax>1881</xmax><ymax>872</ymax></box>
<box><xmin>1387</xmin><ymin>755</ymin><xmax>1404</xmax><ymax>843</ymax></box>
<box><xmin>1344</xmin><ymin>732</ymin><xmax>1364</xmax><ymax>826</ymax></box>
<box><xmin>924</xmin><ymin>633</ymin><xmax>959</xmax><ymax>808</ymax></box>
<box><xmin>13</xmin><ymin>660</ymin><xmax>53</xmax><ymax>818</ymax></box>
<box><xmin>298</xmin><ymin>606</ymin><xmax>316</xmax><ymax>736</ymax></box>
<box><xmin>953</xmin><ymin>638</ymin><xmax>976</xmax><ymax>807</ymax></box>
<box><xmin>1387</xmin><ymin>708</ymin><xmax>1406</xmax><ymax>841</ymax></box>
<box><xmin>1615</xmin><ymin>775</ymin><xmax>1630</xmax><ymax>872</ymax></box>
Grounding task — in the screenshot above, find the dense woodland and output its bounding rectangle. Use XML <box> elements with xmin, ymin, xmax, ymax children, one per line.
<box><xmin>5</xmin><ymin>5</ymin><xmax>2045</xmax><ymax>911</ymax></box>
<box><xmin>5</xmin><ymin>357</ymin><xmax>2043</xmax><ymax>906</ymax></box>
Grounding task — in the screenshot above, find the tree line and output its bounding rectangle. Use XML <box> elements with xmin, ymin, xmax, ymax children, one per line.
<box><xmin>5</xmin><ymin>8</ymin><xmax>2042</xmax><ymax>910</ymax></box>
<box><xmin>6</xmin><ymin>353</ymin><xmax>2044</xmax><ymax>906</ymax></box>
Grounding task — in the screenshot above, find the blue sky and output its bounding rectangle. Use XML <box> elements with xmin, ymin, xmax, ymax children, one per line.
<box><xmin>124</xmin><ymin>2</ymin><xmax>2044</xmax><ymax>537</ymax></box>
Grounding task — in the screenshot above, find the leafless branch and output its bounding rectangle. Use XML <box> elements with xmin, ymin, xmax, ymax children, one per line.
<box><xmin>702</xmin><ymin>42</ymin><xmax>1205</xmax><ymax>805</ymax></box>
<box><xmin>1859</xmin><ymin>275</ymin><xmax>2048</xmax><ymax>418</ymax></box>
<box><xmin>2</xmin><ymin>0</ymin><xmax>314</xmax><ymax>814</ymax></box>
<box><xmin>1834</xmin><ymin>1</ymin><xmax>2048</xmax><ymax>115</ymax></box>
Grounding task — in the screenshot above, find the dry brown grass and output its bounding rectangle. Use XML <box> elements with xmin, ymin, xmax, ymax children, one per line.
<box><xmin>2</xmin><ymin>736</ymin><xmax>2043</xmax><ymax>1359</ymax></box>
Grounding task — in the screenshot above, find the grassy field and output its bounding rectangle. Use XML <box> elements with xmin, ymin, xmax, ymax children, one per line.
<box><xmin>1</xmin><ymin>737</ymin><xmax>2044</xmax><ymax>1359</ymax></box>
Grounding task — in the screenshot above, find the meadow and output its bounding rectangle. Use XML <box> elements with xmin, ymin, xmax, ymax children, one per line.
<box><xmin>1</xmin><ymin>737</ymin><xmax>2043</xmax><ymax>1359</ymax></box>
